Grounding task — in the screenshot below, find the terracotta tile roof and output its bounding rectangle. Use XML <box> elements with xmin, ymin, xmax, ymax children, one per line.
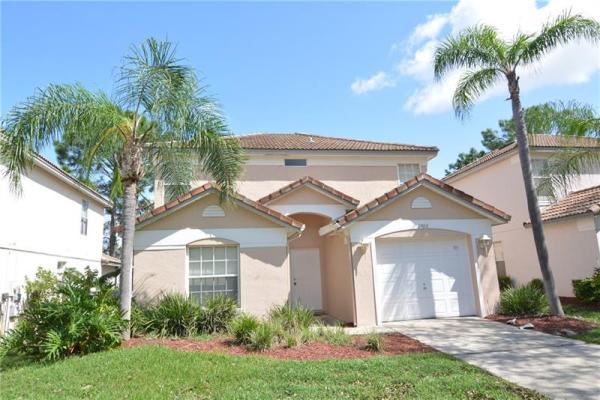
<box><xmin>536</xmin><ymin>185</ymin><xmax>600</xmax><ymax>223</ymax></box>
<box><xmin>237</xmin><ymin>132</ymin><xmax>438</xmax><ymax>152</ymax></box>
<box><xmin>258</xmin><ymin>176</ymin><xmax>360</xmax><ymax>206</ymax></box>
<box><xmin>444</xmin><ymin>134</ymin><xmax>600</xmax><ymax>181</ymax></box>
<box><xmin>134</xmin><ymin>183</ymin><xmax>304</xmax><ymax>230</ymax></box>
<box><xmin>327</xmin><ymin>174</ymin><xmax>510</xmax><ymax>230</ymax></box>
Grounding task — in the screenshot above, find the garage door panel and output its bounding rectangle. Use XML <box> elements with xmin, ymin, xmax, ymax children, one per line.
<box><xmin>374</xmin><ymin>237</ymin><xmax>477</xmax><ymax>322</ymax></box>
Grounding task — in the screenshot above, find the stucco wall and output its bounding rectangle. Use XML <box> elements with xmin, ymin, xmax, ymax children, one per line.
<box><xmin>447</xmin><ymin>152</ymin><xmax>600</xmax><ymax>296</ymax></box>
<box><xmin>321</xmin><ymin>233</ymin><xmax>355</xmax><ymax>323</ymax></box>
<box><xmin>0</xmin><ymin>162</ymin><xmax>105</xmax><ymax>295</ymax></box>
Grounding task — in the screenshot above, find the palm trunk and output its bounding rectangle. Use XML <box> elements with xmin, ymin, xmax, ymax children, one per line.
<box><xmin>507</xmin><ymin>72</ymin><xmax>563</xmax><ymax>316</ymax></box>
<box><xmin>108</xmin><ymin>209</ymin><xmax>117</xmax><ymax>257</ymax></box>
<box><xmin>119</xmin><ymin>180</ymin><xmax>137</xmax><ymax>339</ymax></box>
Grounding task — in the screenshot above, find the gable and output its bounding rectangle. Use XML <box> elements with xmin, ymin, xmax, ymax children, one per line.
<box><xmin>139</xmin><ymin>193</ymin><xmax>284</xmax><ymax>231</ymax></box>
<box><xmin>362</xmin><ymin>186</ymin><xmax>486</xmax><ymax>221</ymax></box>
<box><xmin>267</xmin><ymin>185</ymin><xmax>346</xmax><ymax>206</ymax></box>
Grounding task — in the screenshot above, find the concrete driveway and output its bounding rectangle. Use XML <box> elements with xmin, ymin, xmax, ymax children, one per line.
<box><xmin>383</xmin><ymin>317</ymin><xmax>600</xmax><ymax>400</ymax></box>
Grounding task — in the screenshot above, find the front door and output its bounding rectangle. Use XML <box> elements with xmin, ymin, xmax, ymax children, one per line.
<box><xmin>290</xmin><ymin>248</ymin><xmax>322</xmax><ymax>311</ymax></box>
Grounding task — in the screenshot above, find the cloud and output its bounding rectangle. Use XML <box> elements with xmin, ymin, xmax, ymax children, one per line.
<box><xmin>356</xmin><ymin>0</ymin><xmax>600</xmax><ymax>114</ymax></box>
<box><xmin>351</xmin><ymin>71</ymin><xmax>396</xmax><ymax>94</ymax></box>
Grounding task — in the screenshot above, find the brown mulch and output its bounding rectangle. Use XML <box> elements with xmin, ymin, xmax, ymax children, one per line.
<box><xmin>123</xmin><ymin>333</ymin><xmax>433</xmax><ymax>360</ymax></box>
<box><xmin>487</xmin><ymin>314</ymin><xmax>598</xmax><ymax>335</ymax></box>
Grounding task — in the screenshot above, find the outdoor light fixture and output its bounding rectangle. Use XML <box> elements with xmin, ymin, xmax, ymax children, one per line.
<box><xmin>478</xmin><ymin>234</ymin><xmax>493</xmax><ymax>253</ymax></box>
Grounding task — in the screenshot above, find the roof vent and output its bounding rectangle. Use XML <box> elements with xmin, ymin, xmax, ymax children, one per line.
<box><xmin>308</xmin><ymin>136</ymin><xmax>315</xmax><ymax>143</ymax></box>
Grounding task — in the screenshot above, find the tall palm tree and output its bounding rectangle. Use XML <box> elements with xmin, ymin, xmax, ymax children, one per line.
<box><xmin>0</xmin><ymin>38</ymin><xmax>244</xmax><ymax>338</ymax></box>
<box><xmin>434</xmin><ymin>12</ymin><xmax>600</xmax><ymax>316</ymax></box>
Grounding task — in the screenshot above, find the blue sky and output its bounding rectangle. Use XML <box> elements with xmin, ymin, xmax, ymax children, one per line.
<box><xmin>2</xmin><ymin>1</ymin><xmax>599</xmax><ymax>177</ymax></box>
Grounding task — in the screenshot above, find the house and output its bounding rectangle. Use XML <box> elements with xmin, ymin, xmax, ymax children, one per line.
<box><xmin>0</xmin><ymin>154</ymin><xmax>111</xmax><ymax>301</ymax></box>
<box><xmin>444</xmin><ymin>134</ymin><xmax>600</xmax><ymax>297</ymax></box>
<box><xmin>133</xmin><ymin>133</ymin><xmax>510</xmax><ymax>326</ymax></box>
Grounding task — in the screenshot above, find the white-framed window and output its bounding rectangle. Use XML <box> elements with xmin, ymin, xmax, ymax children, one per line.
<box><xmin>80</xmin><ymin>200</ymin><xmax>89</xmax><ymax>235</ymax></box>
<box><xmin>532</xmin><ymin>159</ymin><xmax>553</xmax><ymax>206</ymax></box>
<box><xmin>188</xmin><ymin>245</ymin><xmax>239</xmax><ymax>306</ymax></box>
<box><xmin>398</xmin><ymin>163</ymin><xmax>421</xmax><ymax>183</ymax></box>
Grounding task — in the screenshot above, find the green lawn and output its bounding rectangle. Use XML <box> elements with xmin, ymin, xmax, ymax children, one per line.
<box><xmin>564</xmin><ymin>303</ymin><xmax>600</xmax><ymax>344</ymax></box>
<box><xmin>0</xmin><ymin>346</ymin><xmax>545</xmax><ymax>399</ymax></box>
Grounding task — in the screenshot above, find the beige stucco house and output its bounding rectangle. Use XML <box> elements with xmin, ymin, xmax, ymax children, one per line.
<box><xmin>133</xmin><ymin>133</ymin><xmax>510</xmax><ymax>326</ymax></box>
<box><xmin>445</xmin><ymin>134</ymin><xmax>600</xmax><ymax>297</ymax></box>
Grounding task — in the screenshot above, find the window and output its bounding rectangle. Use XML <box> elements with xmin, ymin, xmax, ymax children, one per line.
<box><xmin>532</xmin><ymin>159</ymin><xmax>553</xmax><ymax>206</ymax></box>
<box><xmin>188</xmin><ymin>246</ymin><xmax>239</xmax><ymax>306</ymax></box>
<box><xmin>493</xmin><ymin>241</ymin><xmax>507</xmax><ymax>277</ymax></box>
<box><xmin>284</xmin><ymin>159</ymin><xmax>307</xmax><ymax>166</ymax></box>
<box><xmin>398</xmin><ymin>163</ymin><xmax>421</xmax><ymax>183</ymax></box>
<box><xmin>80</xmin><ymin>200</ymin><xmax>89</xmax><ymax>235</ymax></box>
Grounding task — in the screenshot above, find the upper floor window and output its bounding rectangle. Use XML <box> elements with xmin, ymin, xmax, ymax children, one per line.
<box><xmin>398</xmin><ymin>163</ymin><xmax>421</xmax><ymax>183</ymax></box>
<box><xmin>80</xmin><ymin>200</ymin><xmax>89</xmax><ymax>236</ymax></box>
<box><xmin>532</xmin><ymin>159</ymin><xmax>553</xmax><ymax>206</ymax></box>
<box><xmin>284</xmin><ymin>159</ymin><xmax>307</xmax><ymax>167</ymax></box>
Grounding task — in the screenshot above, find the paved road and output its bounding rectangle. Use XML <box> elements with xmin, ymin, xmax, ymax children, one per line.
<box><xmin>380</xmin><ymin>317</ymin><xmax>600</xmax><ymax>400</ymax></box>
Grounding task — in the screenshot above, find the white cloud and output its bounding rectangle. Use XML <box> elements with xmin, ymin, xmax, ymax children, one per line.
<box><xmin>356</xmin><ymin>0</ymin><xmax>600</xmax><ymax>113</ymax></box>
<box><xmin>351</xmin><ymin>71</ymin><xmax>396</xmax><ymax>94</ymax></box>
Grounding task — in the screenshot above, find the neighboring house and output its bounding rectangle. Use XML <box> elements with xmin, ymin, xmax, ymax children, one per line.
<box><xmin>445</xmin><ymin>134</ymin><xmax>600</xmax><ymax>297</ymax></box>
<box><xmin>0</xmin><ymin>154</ymin><xmax>111</xmax><ymax>300</ymax></box>
<box><xmin>133</xmin><ymin>133</ymin><xmax>509</xmax><ymax>326</ymax></box>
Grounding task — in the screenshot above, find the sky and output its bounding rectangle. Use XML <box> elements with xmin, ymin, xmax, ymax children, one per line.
<box><xmin>2</xmin><ymin>0</ymin><xmax>599</xmax><ymax>178</ymax></box>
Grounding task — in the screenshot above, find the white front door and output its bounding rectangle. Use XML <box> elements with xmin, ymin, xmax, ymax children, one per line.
<box><xmin>374</xmin><ymin>237</ymin><xmax>476</xmax><ymax>322</ymax></box>
<box><xmin>290</xmin><ymin>248</ymin><xmax>322</xmax><ymax>311</ymax></box>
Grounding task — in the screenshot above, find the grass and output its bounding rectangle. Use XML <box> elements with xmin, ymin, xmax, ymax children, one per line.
<box><xmin>563</xmin><ymin>303</ymin><xmax>600</xmax><ymax>344</ymax></box>
<box><xmin>0</xmin><ymin>346</ymin><xmax>545</xmax><ymax>399</ymax></box>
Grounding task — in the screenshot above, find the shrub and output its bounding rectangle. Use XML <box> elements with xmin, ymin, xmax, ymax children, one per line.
<box><xmin>268</xmin><ymin>303</ymin><xmax>315</xmax><ymax>333</ymax></box>
<box><xmin>0</xmin><ymin>268</ymin><xmax>124</xmax><ymax>361</ymax></box>
<box><xmin>528</xmin><ymin>278</ymin><xmax>545</xmax><ymax>293</ymax></box>
<box><xmin>284</xmin><ymin>334</ymin><xmax>298</xmax><ymax>348</ymax></box>
<box><xmin>130</xmin><ymin>301</ymin><xmax>152</xmax><ymax>338</ymax></box>
<box><xmin>365</xmin><ymin>332</ymin><xmax>384</xmax><ymax>352</ymax></box>
<box><xmin>498</xmin><ymin>275</ymin><xmax>514</xmax><ymax>291</ymax></box>
<box><xmin>314</xmin><ymin>324</ymin><xmax>352</xmax><ymax>346</ymax></box>
<box><xmin>145</xmin><ymin>294</ymin><xmax>201</xmax><ymax>337</ymax></box>
<box><xmin>573</xmin><ymin>268</ymin><xmax>600</xmax><ymax>303</ymax></box>
<box><xmin>229</xmin><ymin>314</ymin><xmax>260</xmax><ymax>345</ymax></box>
<box><xmin>198</xmin><ymin>295</ymin><xmax>238</xmax><ymax>334</ymax></box>
<box><xmin>248</xmin><ymin>322</ymin><xmax>276</xmax><ymax>351</ymax></box>
<box><xmin>499</xmin><ymin>285</ymin><xmax>547</xmax><ymax>315</ymax></box>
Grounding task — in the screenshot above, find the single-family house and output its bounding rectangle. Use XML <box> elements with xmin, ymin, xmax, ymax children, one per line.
<box><xmin>0</xmin><ymin>154</ymin><xmax>111</xmax><ymax>300</ymax></box>
<box><xmin>133</xmin><ymin>133</ymin><xmax>510</xmax><ymax>326</ymax></box>
<box><xmin>444</xmin><ymin>134</ymin><xmax>600</xmax><ymax>297</ymax></box>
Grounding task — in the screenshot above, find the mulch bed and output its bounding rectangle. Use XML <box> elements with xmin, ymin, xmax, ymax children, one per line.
<box><xmin>123</xmin><ymin>333</ymin><xmax>433</xmax><ymax>360</ymax></box>
<box><xmin>487</xmin><ymin>314</ymin><xmax>598</xmax><ymax>335</ymax></box>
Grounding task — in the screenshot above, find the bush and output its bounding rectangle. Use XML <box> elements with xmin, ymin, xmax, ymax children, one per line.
<box><xmin>268</xmin><ymin>304</ymin><xmax>315</xmax><ymax>333</ymax></box>
<box><xmin>313</xmin><ymin>324</ymin><xmax>351</xmax><ymax>346</ymax></box>
<box><xmin>528</xmin><ymin>278</ymin><xmax>545</xmax><ymax>293</ymax></box>
<box><xmin>229</xmin><ymin>314</ymin><xmax>260</xmax><ymax>345</ymax></box>
<box><xmin>145</xmin><ymin>294</ymin><xmax>201</xmax><ymax>337</ymax></box>
<box><xmin>499</xmin><ymin>285</ymin><xmax>547</xmax><ymax>316</ymax></box>
<box><xmin>498</xmin><ymin>275</ymin><xmax>514</xmax><ymax>291</ymax></box>
<box><xmin>198</xmin><ymin>295</ymin><xmax>238</xmax><ymax>334</ymax></box>
<box><xmin>365</xmin><ymin>332</ymin><xmax>383</xmax><ymax>352</ymax></box>
<box><xmin>248</xmin><ymin>322</ymin><xmax>276</xmax><ymax>351</ymax></box>
<box><xmin>573</xmin><ymin>268</ymin><xmax>600</xmax><ymax>303</ymax></box>
<box><xmin>0</xmin><ymin>268</ymin><xmax>124</xmax><ymax>361</ymax></box>
<box><xmin>130</xmin><ymin>301</ymin><xmax>152</xmax><ymax>338</ymax></box>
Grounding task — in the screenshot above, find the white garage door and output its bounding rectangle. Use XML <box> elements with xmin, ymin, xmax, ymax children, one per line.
<box><xmin>374</xmin><ymin>237</ymin><xmax>477</xmax><ymax>322</ymax></box>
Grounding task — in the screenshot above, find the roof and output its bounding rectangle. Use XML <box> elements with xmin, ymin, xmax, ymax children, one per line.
<box><xmin>237</xmin><ymin>132</ymin><xmax>438</xmax><ymax>153</ymax></box>
<box><xmin>322</xmin><ymin>174</ymin><xmax>511</xmax><ymax>233</ymax></box>
<box><xmin>135</xmin><ymin>182</ymin><xmax>304</xmax><ymax>231</ymax></box>
<box><xmin>101</xmin><ymin>254</ymin><xmax>121</xmax><ymax>267</ymax></box>
<box><xmin>33</xmin><ymin>154</ymin><xmax>112</xmax><ymax>208</ymax></box>
<box><xmin>258</xmin><ymin>176</ymin><xmax>360</xmax><ymax>207</ymax></box>
<box><xmin>444</xmin><ymin>134</ymin><xmax>600</xmax><ymax>182</ymax></box>
<box><xmin>532</xmin><ymin>185</ymin><xmax>600</xmax><ymax>224</ymax></box>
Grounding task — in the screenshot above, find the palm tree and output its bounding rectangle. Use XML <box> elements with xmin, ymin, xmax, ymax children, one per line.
<box><xmin>434</xmin><ymin>12</ymin><xmax>600</xmax><ymax>316</ymax></box>
<box><xmin>0</xmin><ymin>38</ymin><xmax>244</xmax><ymax>338</ymax></box>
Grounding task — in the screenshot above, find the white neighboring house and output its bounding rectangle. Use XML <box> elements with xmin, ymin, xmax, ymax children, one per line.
<box><xmin>0</xmin><ymin>154</ymin><xmax>111</xmax><ymax>304</ymax></box>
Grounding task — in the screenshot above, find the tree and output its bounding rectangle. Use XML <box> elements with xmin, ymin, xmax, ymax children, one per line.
<box><xmin>0</xmin><ymin>38</ymin><xmax>244</xmax><ymax>338</ymax></box>
<box><xmin>54</xmin><ymin>138</ymin><xmax>153</xmax><ymax>256</ymax></box>
<box><xmin>445</xmin><ymin>148</ymin><xmax>485</xmax><ymax>175</ymax></box>
<box><xmin>434</xmin><ymin>12</ymin><xmax>600</xmax><ymax>316</ymax></box>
